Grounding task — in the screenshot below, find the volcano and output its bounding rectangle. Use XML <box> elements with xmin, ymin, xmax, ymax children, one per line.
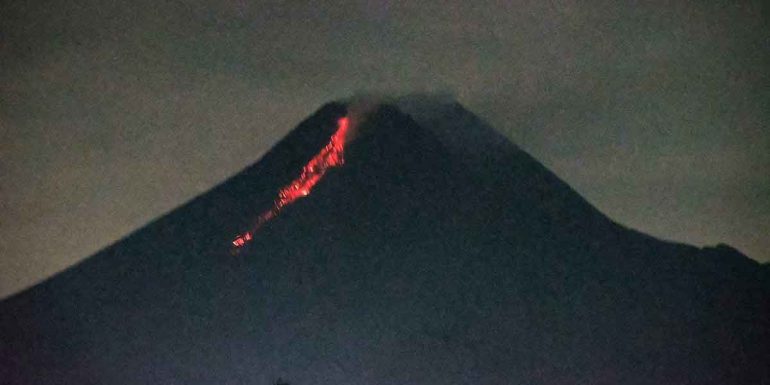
<box><xmin>1</xmin><ymin>96</ymin><xmax>768</xmax><ymax>384</ymax></box>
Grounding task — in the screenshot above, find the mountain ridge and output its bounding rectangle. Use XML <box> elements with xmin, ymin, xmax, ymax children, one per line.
<box><xmin>1</xmin><ymin>97</ymin><xmax>767</xmax><ymax>384</ymax></box>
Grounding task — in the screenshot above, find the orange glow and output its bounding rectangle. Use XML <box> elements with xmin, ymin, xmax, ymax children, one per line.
<box><xmin>232</xmin><ymin>116</ymin><xmax>350</xmax><ymax>250</ymax></box>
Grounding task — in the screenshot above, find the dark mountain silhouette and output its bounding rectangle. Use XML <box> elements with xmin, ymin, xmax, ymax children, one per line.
<box><xmin>1</xmin><ymin>96</ymin><xmax>768</xmax><ymax>384</ymax></box>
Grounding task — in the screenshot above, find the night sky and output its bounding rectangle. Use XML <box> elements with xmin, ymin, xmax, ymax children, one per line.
<box><xmin>1</xmin><ymin>0</ymin><xmax>768</xmax><ymax>298</ymax></box>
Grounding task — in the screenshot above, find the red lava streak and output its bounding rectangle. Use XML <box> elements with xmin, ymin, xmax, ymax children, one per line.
<box><xmin>232</xmin><ymin>116</ymin><xmax>350</xmax><ymax>249</ymax></box>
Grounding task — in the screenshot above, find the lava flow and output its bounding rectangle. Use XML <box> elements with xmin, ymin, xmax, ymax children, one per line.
<box><xmin>232</xmin><ymin>116</ymin><xmax>351</xmax><ymax>249</ymax></box>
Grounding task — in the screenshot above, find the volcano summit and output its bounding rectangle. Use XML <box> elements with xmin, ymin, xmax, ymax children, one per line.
<box><xmin>1</xmin><ymin>96</ymin><xmax>768</xmax><ymax>384</ymax></box>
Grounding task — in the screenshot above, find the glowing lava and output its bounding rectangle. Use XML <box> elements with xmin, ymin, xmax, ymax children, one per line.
<box><xmin>232</xmin><ymin>116</ymin><xmax>350</xmax><ymax>249</ymax></box>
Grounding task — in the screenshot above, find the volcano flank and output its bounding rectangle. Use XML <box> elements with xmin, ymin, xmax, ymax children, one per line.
<box><xmin>1</xmin><ymin>96</ymin><xmax>768</xmax><ymax>384</ymax></box>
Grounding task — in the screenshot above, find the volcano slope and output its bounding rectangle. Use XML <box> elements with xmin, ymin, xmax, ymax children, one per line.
<box><xmin>1</xmin><ymin>97</ymin><xmax>768</xmax><ymax>385</ymax></box>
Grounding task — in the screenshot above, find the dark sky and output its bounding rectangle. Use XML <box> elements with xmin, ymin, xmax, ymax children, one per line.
<box><xmin>1</xmin><ymin>0</ymin><xmax>768</xmax><ymax>298</ymax></box>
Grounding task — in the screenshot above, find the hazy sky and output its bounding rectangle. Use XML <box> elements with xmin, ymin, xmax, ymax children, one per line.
<box><xmin>1</xmin><ymin>0</ymin><xmax>768</xmax><ymax>298</ymax></box>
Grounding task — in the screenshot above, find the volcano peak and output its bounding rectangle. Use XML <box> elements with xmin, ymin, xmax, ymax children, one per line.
<box><xmin>1</xmin><ymin>98</ymin><xmax>767</xmax><ymax>385</ymax></box>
